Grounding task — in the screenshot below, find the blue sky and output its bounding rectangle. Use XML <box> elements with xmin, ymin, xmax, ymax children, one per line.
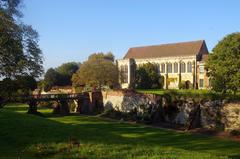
<box><xmin>22</xmin><ymin>0</ymin><xmax>240</xmax><ymax>70</ymax></box>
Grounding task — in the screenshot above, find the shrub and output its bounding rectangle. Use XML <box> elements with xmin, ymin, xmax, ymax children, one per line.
<box><xmin>37</xmin><ymin>101</ymin><xmax>54</xmax><ymax>108</ymax></box>
<box><xmin>178</xmin><ymin>81</ymin><xmax>186</xmax><ymax>89</ymax></box>
<box><xmin>230</xmin><ymin>130</ymin><xmax>240</xmax><ymax>136</ymax></box>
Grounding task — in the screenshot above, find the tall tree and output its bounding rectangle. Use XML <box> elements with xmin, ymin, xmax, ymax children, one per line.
<box><xmin>42</xmin><ymin>62</ymin><xmax>80</xmax><ymax>91</ymax></box>
<box><xmin>43</xmin><ymin>68</ymin><xmax>61</xmax><ymax>91</ymax></box>
<box><xmin>72</xmin><ymin>52</ymin><xmax>119</xmax><ymax>89</ymax></box>
<box><xmin>206</xmin><ymin>32</ymin><xmax>240</xmax><ymax>94</ymax></box>
<box><xmin>56</xmin><ymin>62</ymin><xmax>80</xmax><ymax>85</ymax></box>
<box><xmin>0</xmin><ymin>0</ymin><xmax>43</xmax><ymax>78</ymax></box>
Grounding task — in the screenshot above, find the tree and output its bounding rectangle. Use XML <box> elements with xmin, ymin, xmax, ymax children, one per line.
<box><xmin>72</xmin><ymin>52</ymin><xmax>119</xmax><ymax>89</ymax></box>
<box><xmin>43</xmin><ymin>68</ymin><xmax>61</xmax><ymax>91</ymax></box>
<box><xmin>0</xmin><ymin>0</ymin><xmax>43</xmax><ymax>78</ymax></box>
<box><xmin>88</xmin><ymin>52</ymin><xmax>115</xmax><ymax>62</ymax></box>
<box><xmin>135</xmin><ymin>63</ymin><xmax>163</xmax><ymax>89</ymax></box>
<box><xmin>42</xmin><ymin>62</ymin><xmax>80</xmax><ymax>91</ymax></box>
<box><xmin>0</xmin><ymin>75</ymin><xmax>37</xmax><ymax>102</ymax></box>
<box><xmin>206</xmin><ymin>32</ymin><xmax>240</xmax><ymax>94</ymax></box>
<box><xmin>56</xmin><ymin>62</ymin><xmax>80</xmax><ymax>85</ymax></box>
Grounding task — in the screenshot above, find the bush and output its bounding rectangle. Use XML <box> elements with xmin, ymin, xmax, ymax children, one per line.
<box><xmin>178</xmin><ymin>81</ymin><xmax>186</xmax><ymax>89</ymax></box>
<box><xmin>100</xmin><ymin>106</ymin><xmax>161</xmax><ymax>124</ymax></box>
<box><xmin>230</xmin><ymin>130</ymin><xmax>240</xmax><ymax>136</ymax></box>
<box><xmin>37</xmin><ymin>101</ymin><xmax>54</xmax><ymax>108</ymax></box>
<box><xmin>135</xmin><ymin>63</ymin><xmax>163</xmax><ymax>89</ymax></box>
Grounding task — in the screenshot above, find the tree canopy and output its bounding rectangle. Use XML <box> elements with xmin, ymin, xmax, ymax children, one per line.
<box><xmin>72</xmin><ymin>52</ymin><xmax>118</xmax><ymax>89</ymax></box>
<box><xmin>135</xmin><ymin>63</ymin><xmax>163</xmax><ymax>89</ymax></box>
<box><xmin>43</xmin><ymin>62</ymin><xmax>80</xmax><ymax>91</ymax></box>
<box><xmin>0</xmin><ymin>0</ymin><xmax>43</xmax><ymax>78</ymax></box>
<box><xmin>206</xmin><ymin>32</ymin><xmax>240</xmax><ymax>94</ymax></box>
<box><xmin>0</xmin><ymin>75</ymin><xmax>37</xmax><ymax>101</ymax></box>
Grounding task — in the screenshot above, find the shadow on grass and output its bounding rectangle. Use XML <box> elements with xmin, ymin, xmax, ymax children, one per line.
<box><xmin>1</xmin><ymin>105</ymin><xmax>240</xmax><ymax>158</ymax></box>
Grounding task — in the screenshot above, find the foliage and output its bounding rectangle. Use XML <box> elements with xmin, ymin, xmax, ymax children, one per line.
<box><xmin>178</xmin><ymin>80</ymin><xmax>193</xmax><ymax>89</ymax></box>
<box><xmin>55</xmin><ymin>62</ymin><xmax>80</xmax><ymax>85</ymax></box>
<box><xmin>42</xmin><ymin>62</ymin><xmax>80</xmax><ymax>91</ymax></box>
<box><xmin>72</xmin><ymin>52</ymin><xmax>119</xmax><ymax>89</ymax></box>
<box><xmin>0</xmin><ymin>76</ymin><xmax>37</xmax><ymax>101</ymax></box>
<box><xmin>1</xmin><ymin>104</ymin><xmax>240</xmax><ymax>159</ymax></box>
<box><xmin>43</xmin><ymin>68</ymin><xmax>61</xmax><ymax>91</ymax></box>
<box><xmin>178</xmin><ymin>81</ymin><xmax>186</xmax><ymax>89</ymax></box>
<box><xmin>135</xmin><ymin>62</ymin><xmax>163</xmax><ymax>89</ymax></box>
<box><xmin>206</xmin><ymin>32</ymin><xmax>240</xmax><ymax>94</ymax></box>
<box><xmin>0</xmin><ymin>0</ymin><xmax>43</xmax><ymax>78</ymax></box>
<box><xmin>137</xmin><ymin>89</ymin><xmax>240</xmax><ymax>101</ymax></box>
<box><xmin>230</xmin><ymin>130</ymin><xmax>240</xmax><ymax>136</ymax></box>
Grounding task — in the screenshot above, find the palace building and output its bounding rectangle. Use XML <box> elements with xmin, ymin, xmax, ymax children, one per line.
<box><xmin>117</xmin><ymin>40</ymin><xmax>210</xmax><ymax>89</ymax></box>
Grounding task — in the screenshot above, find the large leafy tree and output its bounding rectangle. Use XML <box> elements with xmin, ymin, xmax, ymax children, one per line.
<box><xmin>0</xmin><ymin>0</ymin><xmax>43</xmax><ymax>78</ymax></box>
<box><xmin>206</xmin><ymin>32</ymin><xmax>240</xmax><ymax>94</ymax></box>
<box><xmin>135</xmin><ymin>63</ymin><xmax>163</xmax><ymax>89</ymax></box>
<box><xmin>43</xmin><ymin>62</ymin><xmax>80</xmax><ymax>91</ymax></box>
<box><xmin>72</xmin><ymin>52</ymin><xmax>119</xmax><ymax>89</ymax></box>
<box><xmin>56</xmin><ymin>62</ymin><xmax>80</xmax><ymax>85</ymax></box>
<box><xmin>0</xmin><ymin>75</ymin><xmax>37</xmax><ymax>102</ymax></box>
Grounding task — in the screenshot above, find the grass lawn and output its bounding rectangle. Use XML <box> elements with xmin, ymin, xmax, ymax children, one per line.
<box><xmin>137</xmin><ymin>89</ymin><xmax>240</xmax><ymax>100</ymax></box>
<box><xmin>0</xmin><ymin>104</ymin><xmax>240</xmax><ymax>159</ymax></box>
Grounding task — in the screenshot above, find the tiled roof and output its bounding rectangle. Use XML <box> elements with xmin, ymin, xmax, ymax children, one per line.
<box><xmin>124</xmin><ymin>40</ymin><xmax>207</xmax><ymax>59</ymax></box>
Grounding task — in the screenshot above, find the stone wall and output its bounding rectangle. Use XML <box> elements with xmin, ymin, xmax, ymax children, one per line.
<box><xmin>102</xmin><ymin>90</ymin><xmax>240</xmax><ymax>131</ymax></box>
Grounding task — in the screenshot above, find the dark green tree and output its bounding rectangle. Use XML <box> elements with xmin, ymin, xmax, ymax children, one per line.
<box><xmin>0</xmin><ymin>0</ymin><xmax>43</xmax><ymax>78</ymax></box>
<box><xmin>72</xmin><ymin>52</ymin><xmax>119</xmax><ymax>89</ymax></box>
<box><xmin>55</xmin><ymin>62</ymin><xmax>80</xmax><ymax>85</ymax></box>
<box><xmin>206</xmin><ymin>32</ymin><xmax>240</xmax><ymax>94</ymax></box>
<box><xmin>135</xmin><ymin>63</ymin><xmax>162</xmax><ymax>89</ymax></box>
<box><xmin>0</xmin><ymin>75</ymin><xmax>37</xmax><ymax>102</ymax></box>
<box><xmin>43</xmin><ymin>68</ymin><xmax>61</xmax><ymax>91</ymax></box>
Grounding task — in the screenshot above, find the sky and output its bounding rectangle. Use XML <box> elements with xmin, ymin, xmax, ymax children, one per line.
<box><xmin>22</xmin><ymin>0</ymin><xmax>240</xmax><ymax>70</ymax></box>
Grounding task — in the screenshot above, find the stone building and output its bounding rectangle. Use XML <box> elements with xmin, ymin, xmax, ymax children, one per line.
<box><xmin>117</xmin><ymin>40</ymin><xmax>209</xmax><ymax>89</ymax></box>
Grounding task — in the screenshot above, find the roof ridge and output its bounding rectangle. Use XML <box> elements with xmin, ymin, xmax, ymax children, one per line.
<box><xmin>123</xmin><ymin>40</ymin><xmax>208</xmax><ymax>59</ymax></box>
<box><xmin>129</xmin><ymin>40</ymin><xmax>204</xmax><ymax>49</ymax></box>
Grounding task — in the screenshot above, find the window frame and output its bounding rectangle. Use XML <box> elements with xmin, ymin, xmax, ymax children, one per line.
<box><xmin>187</xmin><ymin>62</ymin><xmax>192</xmax><ymax>73</ymax></box>
<box><xmin>161</xmin><ymin>63</ymin><xmax>165</xmax><ymax>73</ymax></box>
<box><xmin>174</xmin><ymin>62</ymin><xmax>178</xmax><ymax>73</ymax></box>
<box><xmin>180</xmin><ymin>62</ymin><xmax>186</xmax><ymax>73</ymax></box>
<box><xmin>199</xmin><ymin>79</ymin><xmax>204</xmax><ymax>87</ymax></box>
<box><xmin>167</xmin><ymin>63</ymin><xmax>172</xmax><ymax>73</ymax></box>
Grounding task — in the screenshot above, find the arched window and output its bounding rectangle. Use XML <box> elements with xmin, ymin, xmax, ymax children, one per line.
<box><xmin>187</xmin><ymin>62</ymin><xmax>192</xmax><ymax>73</ymax></box>
<box><xmin>167</xmin><ymin>63</ymin><xmax>172</xmax><ymax>73</ymax></box>
<box><xmin>174</xmin><ymin>62</ymin><xmax>178</xmax><ymax>73</ymax></box>
<box><xmin>161</xmin><ymin>63</ymin><xmax>165</xmax><ymax>73</ymax></box>
<box><xmin>180</xmin><ymin>62</ymin><xmax>186</xmax><ymax>73</ymax></box>
<box><xmin>156</xmin><ymin>64</ymin><xmax>160</xmax><ymax>74</ymax></box>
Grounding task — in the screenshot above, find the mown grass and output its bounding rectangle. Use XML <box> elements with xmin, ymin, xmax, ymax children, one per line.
<box><xmin>137</xmin><ymin>89</ymin><xmax>240</xmax><ymax>101</ymax></box>
<box><xmin>0</xmin><ymin>104</ymin><xmax>240</xmax><ymax>159</ymax></box>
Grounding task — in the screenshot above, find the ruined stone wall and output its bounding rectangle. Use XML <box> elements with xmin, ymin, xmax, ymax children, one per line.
<box><xmin>102</xmin><ymin>90</ymin><xmax>240</xmax><ymax>131</ymax></box>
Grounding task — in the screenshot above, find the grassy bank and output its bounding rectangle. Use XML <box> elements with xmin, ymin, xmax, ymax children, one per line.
<box><xmin>137</xmin><ymin>89</ymin><xmax>240</xmax><ymax>101</ymax></box>
<box><xmin>0</xmin><ymin>104</ymin><xmax>240</xmax><ymax>159</ymax></box>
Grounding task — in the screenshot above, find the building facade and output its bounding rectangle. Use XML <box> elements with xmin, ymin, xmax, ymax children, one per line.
<box><xmin>117</xmin><ymin>40</ymin><xmax>210</xmax><ymax>89</ymax></box>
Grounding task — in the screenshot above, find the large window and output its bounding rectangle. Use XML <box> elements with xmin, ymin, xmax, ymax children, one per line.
<box><xmin>156</xmin><ymin>64</ymin><xmax>160</xmax><ymax>74</ymax></box>
<box><xmin>199</xmin><ymin>66</ymin><xmax>204</xmax><ymax>74</ymax></box>
<box><xmin>161</xmin><ymin>63</ymin><xmax>165</xmax><ymax>73</ymax></box>
<box><xmin>120</xmin><ymin>65</ymin><xmax>128</xmax><ymax>83</ymax></box>
<box><xmin>174</xmin><ymin>62</ymin><xmax>178</xmax><ymax>73</ymax></box>
<box><xmin>187</xmin><ymin>62</ymin><xmax>192</xmax><ymax>73</ymax></box>
<box><xmin>167</xmin><ymin>63</ymin><xmax>172</xmax><ymax>73</ymax></box>
<box><xmin>180</xmin><ymin>62</ymin><xmax>186</xmax><ymax>73</ymax></box>
<box><xmin>199</xmin><ymin>79</ymin><xmax>204</xmax><ymax>87</ymax></box>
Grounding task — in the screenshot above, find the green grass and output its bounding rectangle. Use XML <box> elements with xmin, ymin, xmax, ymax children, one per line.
<box><xmin>137</xmin><ymin>89</ymin><xmax>240</xmax><ymax>101</ymax></box>
<box><xmin>1</xmin><ymin>104</ymin><xmax>240</xmax><ymax>159</ymax></box>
